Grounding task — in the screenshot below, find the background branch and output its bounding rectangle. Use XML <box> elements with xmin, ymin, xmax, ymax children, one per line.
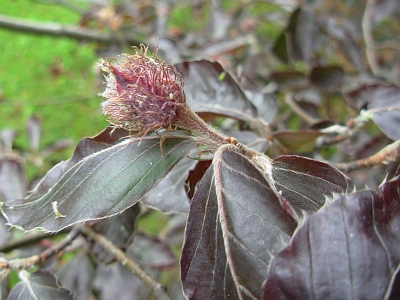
<box><xmin>0</xmin><ymin>229</ymin><xmax>68</xmax><ymax>253</ymax></box>
<box><xmin>0</xmin><ymin>14</ymin><xmax>140</xmax><ymax>45</ymax></box>
<box><xmin>79</xmin><ymin>225</ymin><xmax>172</xmax><ymax>300</ymax></box>
<box><xmin>0</xmin><ymin>225</ymin><xmax>80</xmax><ymax>270</ymax></box>
<box><xmin>334</xmin><ymin>140</ymin><xmax>400</xmax><ymax>173</ymax></box>
<box><xmin>284</xmin><ymin>93</ymin><xmax>317</xmax><ymax>124</ymax></box>
<box><xmin>362</xmin><ymin>0</ymin><xmax>381</xmax><ymax>76</ymax></box>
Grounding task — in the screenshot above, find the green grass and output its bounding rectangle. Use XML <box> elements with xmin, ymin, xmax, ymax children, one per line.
<box><xmin>168</xmin><ymin>2</ymin><xmax>211</xmax><ymax>33</ymax></box>
<box><xmin>0</xmin><ymin>0</ymin><xmax>108</xmax><ymax>177</ymax></box>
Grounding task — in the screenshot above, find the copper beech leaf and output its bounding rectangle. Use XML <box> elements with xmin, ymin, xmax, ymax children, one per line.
<box><xmin>57</xmin><ymin>254</ymin><xmax>94</xmax><ymax>300</ymax></box>
<box><xmin>127</xmin><ymin>232</ymin><xmax>176</xmax><ymax>270</ymax></box>
<box><xmin>94</xmin><ymin>263</ymin><xmax>149</xmax><ymax>299</ymax></box>
<box><xmin>367</xmin><ymin>85</ymin><xmax>400</xmax><ymax>140</ymax></box>
<box><xmin>1</xmin><ymin>135</ymin><xmax>196</xmax><ymax>232</ymax></box>
<box><xmin>272</xmin><ymin>155</ymin><xmax>350</xmax><ymax>215</ymax></box>
<box><xmin>263</xmin><ymin>176</ymin><xmax>400</xmax><ymax>300</ymax></box>
<box><xmin>175</xmin><ymin>60</ymin><xmax>258</xmax><ymax>122</ymax></box>
<box><xmin>0</xmin><ymin>156</ymin><xmax>27</xmax><ymax>202</ymax></box>
<box><xmin>272</xmin><ymin>130</ymin><xmax>324</xmax><ymax>153</ymax></box>
<box><xmin>8</xmin><ymin>270</ymin><xmax>75</xmax><ymax>300</ymax></box>
<box><xmin>91</xmin><ymin>204</ymin><xmax>141</xmax><ymax>264</ymax></box>
<box><xmin>181</xmin><ymin>145</ymin><xmax>298</xmax><ymax>299</ymax></box>
<box><xmin>28</xmin><ymin>126</ymin><xmax>131</xmax><ymax>199</ymax></box>
<box><xmin>143</xmin><ymin>157</ymin><xmax>198</xmax><ymax>213</ymax></box>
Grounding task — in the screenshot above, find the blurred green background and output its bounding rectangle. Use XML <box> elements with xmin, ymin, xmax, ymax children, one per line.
<box><xmin>0</xmin><ymin>0</ymin><xmax>284</xmax><ymax>179</ymax></box>
<box><xmin>0</xmin><ymin>0</ymin><xmax>107</xmax><ymax>165</ymax></box>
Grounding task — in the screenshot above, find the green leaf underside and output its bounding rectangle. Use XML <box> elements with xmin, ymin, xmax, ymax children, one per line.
<box><xmin>8</xmin><ymin>270</ymin><xmax>75</xmax><ymax>300</ymax></box>
<box><xmin>181</xmin><ymin>146</ymin><xmax>297</xmax><ymax>300</ymax></box>
<box><xmin>2</xmin><ymin>136</ymin><xmax>196</xmax><ymax>232</ymax></box>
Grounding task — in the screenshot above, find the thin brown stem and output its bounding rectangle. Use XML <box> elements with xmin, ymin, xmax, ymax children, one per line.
<box><xmin>0</xmin><ymin>226</ymin><xmax>81</xmax><ymax>270</ymax></box>
<box><xmin>0</xmin><ymin>14</ymin><xmax>140</xmax><ymax>45</ymax></box>
<box><xmin>334</xmin><ymin>140</ymin><xmax>400</xmax><ymax>173</ymax></box>
<box><xmin>79</xmin><ymin>225</ymin><xmax>172</xmax><ymax>300</ymax></box>
<box><xmin>362</xmin><ymin>0</ymin><xmax>381</xmax><ymax>76</ymax></box>
<box><xmin>175</xmin><ymin>104</ymin><xmax>228</xmax><ymax>146</ymax></box>
<box><xmin>0</xmin><ymin>229</ymin><xmax>69</xmax><ymax>253</ymax></box>
<box><xmin>284</xmin><ymin>93</ymin><xmax>317</xmax><ymax>124</ymax></box>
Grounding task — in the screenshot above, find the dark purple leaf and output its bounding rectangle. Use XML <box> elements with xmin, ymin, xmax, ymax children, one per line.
<box><xmin>349</xmin><ymin>133</ymin><xmax>390</xmax><ymax>160</ymax></box>
<box><xmin>0</xmin><ymin>128</ymin><xmax>17</xmax><ymax>151</ymax></box>
<box><xmin>367</xmin><ymin>85</ymin><xmax>400</xmax><ymax>140</ymax></box>
<box><xmin>286</xmin><ymin>8</ymin><xmax>319</xmax><ymax>62</ymax></box>
<box><xmin>385</xmin><ymin>264</ymin><xmax>400</xmax><ymax>300</ymax></box>
<box><xmin>127</xmin><ymin>232</ymin><xmax>176</xmax><ymax>270</ymax></box>
<box><xmin>0</xmin><ymin>156</ymin><xmax>27</xmax><ymax>201</ymax></box>
<box><xmin>0</xmin><ymin>217</ymin><xmax>10</xmax><ymax>248</ymax></box>
<box><xmin>208</xmin><ymin>6</ymin><xmax>232</xmax><ymax>40</ymax></box>
<box><xmin>91</xmin><ymin>204</ymin><xmax>140</xmax><ymax>263</ymax></box>
<box><xmin>2</xmin><ymin>135</ymin><xmax>196</xmax><ymax>232</ymax></box>
<box><xmin>29</xmin><ymin>126</ymin><xmax>130</xmax><ymax>198</ymax></box>
<box><xmin>295</xmin><ymin>87</ymin><xmax>322</xmax><ymax>106</ymax></box>
<box><xmin>272</xmin><ymin>155</ymin><xmax>350</xmax><ymax>214</ymax></box>
<box><xmin>181</xmin><ymin>162</ymin><xmax>237</xmax><ymax>300</ymax></box>
<box><xmin>202</xmin><ymin>37</ymin><xmax>249</xmax><ymax>58</ymax></box>
<box><xmin>371</xmin><ymin>0</ymin><xmax>400</xmax><ymax>24</ymax></box>
<box><xmin>175</xmin><ymin>60</ymin><xmax>258</xmax><ymax>122</ymax></box>
<box><xmin>8</xmin><ymin>270</ymin><xmax>75</xmax><ymax>300</ymax></box>
<box><xmin>185</xmin><ymin>160</ymin><xmax>212</xmax><ymax>200</ymax></box>
<box><xmin>94</xmin><ymin>262</ymin><xmax>149</xmax><ymax>300</ymax></box>
<box><xmin>263</xmin><ymin>176</ymin><xmax>400</xmax><ymax>300</ymax></box>
<box><xmin>242</xmin><ymin>77</ymin><xmax>278</xmax><ymax>124</ymax></box>
<box><xmin>343</xmin><ymin>80</ymin><xmax>393</xmax><ymax>111</ymax></box>
<box><xmin>152</xmin><ymin>37</ymin><xmax>181</xmax><ymax>65</ymax></box>
<box><xmin>310</xmin><ymin>65</ymin><xmax>345</xmax><ymax>91</ymax></box>
<box><xmin>318</xmin><ymin>16</ymin><xmax>365</xmax><ymax>72</ymax></box>
<box><xmin>143</xmin><ymin>157</ymin><xmax>198</xmax><ymax>213</ymax></box>
<box><xmin>181</xmin><ymin>146</ymin><xmax>297</xmax><ymax>299</ymax></box>
<box><xmin>26</xmin><ymin>115</ymin><xmax>41</xmax><ymax>153</ymax></box>
<box><xmin>272</xmin><ymin>130</ymin><xmax>324</xmax><ymax>153</ymax></box>
<box><xmin>57</xmin><ymin>254</ymin><xmax>94</xmax><ymax>300</ymax></box>
<box><xmin>306</xmin><ymin>119</ymin><xmax>336</xmax><ymax>130</ymax></box>
<box><xmin>0</xmin><ymin>276</ymin><xmax>8</xmax><ymax>299</ymax></box>
<box><xmin>272</xmin><ymin>33</ymin><xmax>289</xmax><ymax>62</ymax></box>
<box><xmin>269</xmin><ymin>71</ymin><xmax>308</xmax><ymax>90</ymax></box>
<box><xmin>161</xmin><ymin>214</ymin><xmax>188</xmax><ymax>245</ymax></box>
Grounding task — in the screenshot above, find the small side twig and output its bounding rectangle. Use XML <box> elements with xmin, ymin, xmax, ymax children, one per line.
<box><xmin>334</xmin><ymin>140</ymin><xmax>400</xmax><ymax>173</ymax></box>
<box><xmin>79</xmin><ymin>225</ymin><xmax>172</xmax><ymax>300</ymax></box>
<box><xmin>0</xmin><ymin>229</ymin><xmax>68</xmax><ymax>253</ymax></box>
<box><xmin>0</xmin><ymin>14</ymin><xmax>140</xmax><ymax>45</ymax></box>
<box><xmin>284</xmin><ymin>93</ymin><xmax>317</xmax><ymax>124</ymax></box>
<box><xmin>0</xmin><ymin>226</ymin><xmax>81</xmax><ymax>270</ymax></box>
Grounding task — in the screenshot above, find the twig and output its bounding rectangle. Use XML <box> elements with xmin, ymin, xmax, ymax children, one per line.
<box><xmin>362</xmin><ymin>0</ymin><xmax>381</xmax><ymax>76</ymax></box>
<box><xmin>0</xmin><ymin>14</ymin><xmax>140</xmax><ymax>45</ymax></box>
<box><xmin>334</xmin><ymin>140</ymin><xmax>400</xmax><ymax>173</ymax></box>
<box><xmin>0</xmin><ymin>229</ymin><xmax>68</xmax><ymax>253</ymax></box>
<box><xmin>0</xmin><ymin>226</ymin><xmax>81</xmax><ymax>270</ymax></box>
<box><xmin>284</xmin><ymin>93</ymin><xmax>317</xmax><ymax>124</ymax></box>
<box><xmin>79</xmin><ymin>225</ymin><xmax>172</xmax><ymax>300</ymax></box>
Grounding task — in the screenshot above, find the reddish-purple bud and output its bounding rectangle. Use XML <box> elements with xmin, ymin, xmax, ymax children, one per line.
<box><xmin>99</xmin><ymin>45</ymin><xmax>186</xmax><ymax>134</ymax></box>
